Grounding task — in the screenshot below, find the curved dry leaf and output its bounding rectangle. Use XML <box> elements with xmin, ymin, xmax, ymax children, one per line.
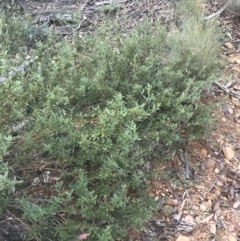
<box><xmin>216</xmin><ymin>180</ymin><xmax>223</xmax><ymax>187</ymax></box>
<box><xmin>233</xmin><ymin>200</ymin><xmax>240</xmax><ymax>209</ymax></box>
<box><xmin>229</xmin><ymin>54</ymin><xmax>240</xmax><ymax>64</ymax></box>
<box><xmin>209</xmin><ymin>222</ymin><xmax>217</xmax><ymax>235</ymax></box>
<box><xmin>225</xmin><ymin>42</ymin><xmax>234</xmax><ymax>49</ymax></box>
<box><xmin>230</xmin><ymin>186</ymin><xmax>234</xmax><ymax>200</ymax></box>
<box><xmin>201</xmin><ymin>214</ymin><xmax>214</xmax><ymax>224</ymax></box>
<box><xmin>213</xmin><ymin>200</ymin><xmax>220</xmax><ymax>212</ymax></box>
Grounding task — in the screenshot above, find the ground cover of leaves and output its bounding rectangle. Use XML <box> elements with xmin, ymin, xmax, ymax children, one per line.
<box><xmin>2</xmin><ymin>0</ymin><xmax>240</xmax><ymax>241</ymax></box>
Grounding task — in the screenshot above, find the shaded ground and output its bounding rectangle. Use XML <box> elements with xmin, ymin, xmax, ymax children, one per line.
<box><xmin>18</xmin><ymin>0</ymin><xmax>174</xmax><ymax>36</ymax></box>
<box><xmin>2</xmin><ymin>0</ymin><xmax>240</xmax><ymax>241</ymax></box>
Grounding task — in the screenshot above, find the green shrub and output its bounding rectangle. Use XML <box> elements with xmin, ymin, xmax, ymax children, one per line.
<box><xmin>0</xmin><ymin>1</ymin><xmax>221</xmax><ymax>240</ymax></box>
<box><xmin>0</xmin><ymin>134</ymin><xmax>21</xmax><ymax>211</ymax></box>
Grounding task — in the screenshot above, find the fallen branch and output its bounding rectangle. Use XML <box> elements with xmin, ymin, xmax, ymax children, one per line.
<box><xmin>214</xmin><ymin>81</ymin><xmax>240</xmax><ymax>99</ymax></box>
<box><xmin>0</xmin><ymin>56</ymin><xmax>38</xmax><ymax>83</ymax></box>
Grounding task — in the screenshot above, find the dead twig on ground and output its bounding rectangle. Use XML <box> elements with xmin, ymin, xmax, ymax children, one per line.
<box><xmin>205</xmin><ymin>178</ymin><xmax>217</xmax><ymax>197</ymax></box>
<box><xmin>222</xmin><ymin>102</ymin><xmax>232</xmax><ymax>120</ymax></box>
<box><xmin>214</xmin><ymin>81</ymin><xmax>240</xmax><ymax>99</ymax></box>
<box><xmin>179</xmin><ymin>151</ymin><xmax>190</xmax><ymax>179</ymax></box>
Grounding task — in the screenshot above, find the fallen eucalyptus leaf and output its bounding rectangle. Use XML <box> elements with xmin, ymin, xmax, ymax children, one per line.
<box><xmin>201</xmin><ymin>214</ymin><xmax>214</xmax><ymax>223</ymax></box>
<box><xmin>213</xmin><ymin>200</ymin><xmax>220</xmax><ymax>212</ymax></box>
<box><xmin>233</xmin><ymin>200</ymin><xmax>240</xmax><ymax>209</ymax></box>
<box><xmin>209</xmin><ymin>221</ymin><xmax>217</xmax><ymax>235</ymax></box>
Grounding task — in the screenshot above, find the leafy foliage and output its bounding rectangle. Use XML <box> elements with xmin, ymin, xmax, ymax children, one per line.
<box><xmin>0</xmin><ymin>134</ymin><xmax>21</xmax><ymax>212</ymax></box>
<box><xmin>0</xmin><ymin>2</ymin><xmax>221</xmax><ymax>240</ymax></box>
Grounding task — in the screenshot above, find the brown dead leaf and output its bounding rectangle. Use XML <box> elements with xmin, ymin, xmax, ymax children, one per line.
<box><xmin>213</xmin><ymin>200</ymin><xmax>220</xmax><ymax>212</ymax></box>
<box><xmin>201</xmin><ymin>213</ymin><xmax>214</xmax><ymax>223</ymax></box>
<box><xmin>209</xmin><ymin>221</ymin><xmax>217</xmax><ymax>235</ymax></box>
<box><xmin>201</xmin><ymin>148</ymin><xmax>208</xmax><ymax>158</ymax></box>
<box><xmin>222</xmin><ymin>146</ymin><xmax>235</xmax><ymax>160</ymax></box>
<box><xmin>215</xmin><ymin>229</ymin><xmax>225</xmax><ymax>241</ymax></box>
<box><xmin>233</xmin><ymin>200</ymin><xmax>240</xmax><ymax>209</ymax></box>
<box><xmin>225</xmin><ymin>42</ymin><xmax>234</xmax><ymax>49</ymax></box>
<box><xmin>229</xmin><ymin>54</ymin><xmax>240</xmax><ymax>63</ymax></box>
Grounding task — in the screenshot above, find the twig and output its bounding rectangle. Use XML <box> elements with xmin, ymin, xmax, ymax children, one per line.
<box><xmin>182</xmin><ymin>190</ymin><xmax>189</xmax><ymax>200</ymax></box>
<box><xmin>184</xmin><ymin>151</ymin><xmax>189</xmax><ymax>179</ymax></box>
<box><xmin>5</xmin><ymin>209</ymin><xmax>30</xmax><ymax>230</ymax></box>
<box><xmin>179</xmin><ymin>151</ymin><xmax>190</xmax><ymax>179</ymax></box>
<box><xmin>74</xmin><ymin>3</ymin><xmax>87</xmax><ymax>31</ymax></box>
<box><xmin>205</xmin><ymin>178</ymin><xmax>217</xmax><ymax>196</ymax></box>
<box><xmin>178</xmin><ymin>198</ymin><xmax>190</xmax><ymax>217</ymax></box>
<box><xmin>0</xmin><ymin>56</ymin><xmax>38</xmax><ymax>83</ymax></box>
<box><xmin>222</xmin><ymin>102</ymin><xmax>232</xmax><ymax>120</ymax></box>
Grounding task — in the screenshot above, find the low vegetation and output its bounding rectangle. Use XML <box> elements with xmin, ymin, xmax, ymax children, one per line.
<box><xmin>0</xmin><ymin>0</ymin><xmax>222</xmax><ymax>240</ymax></box>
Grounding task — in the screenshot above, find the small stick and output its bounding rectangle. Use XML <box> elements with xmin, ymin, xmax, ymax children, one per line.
<box><xmin>205</xmin><ymin>178</ymin><xmax>217</xmax><ymax>196</ymax></box>
<box><xmin>179</xmin><ymin>151</ymin><xmax>190</xmax><ymax>179</ymax></box>
<box><xmin>184</xmin><ymin>151</ymin><xmax>189</xmax><ymax>179</ymax></box>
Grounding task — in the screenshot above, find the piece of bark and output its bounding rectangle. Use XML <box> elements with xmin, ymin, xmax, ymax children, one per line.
<box><xmin>222</xmin><ymin>146</ymin><xmax>235</xmax><ymax>160</ymax></box>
